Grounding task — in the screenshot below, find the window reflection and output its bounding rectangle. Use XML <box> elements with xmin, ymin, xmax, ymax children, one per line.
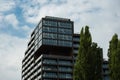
<box><xmin>58</xmin><ymin>28</ymin><xmax>72</xmax><ymax>34</ymax></box>
<box><xmin>58</xmin><ymin>40</ymin><xmax>72</xmax><ymax>47</ymax></box>
<box><xmin>43</xmin><ymin>20</ymin><xmax>57</xmax><ymax>27</ymax></box>
<box><xmin>43</xmin><ymin>39</ymin><xmax>57</xmax><ymax>45</ymax></box>
<box><xmin>59</xmin><ymin>73</ymin><xmax>72</xmax><ymax>78</ymax></box>
<box><xmin>59</xmin><ymin>66</ymin><xmax>72</xmax><ymax>72</ymax></box>
<box><xmin>58</xmin><ymin>34</ymin><xmax>72</xmax><ymax>40</ymax></box>
<box><xmin>43</xmin><ymin>27</ymin><xmax>57</xmax><ymax>33</ymax></box>
<box><xmin>43</xmin><ymin>72</ymin><xmax>57</xmax><ymax>78</ymax></box>
<box><xmin>43</xmin><ymin>33</ymin><xmax>57</xmax><ymax>39</ymax></box>
<box><xmin>58</xmin><ymin>22</ymin><xmax>72</xmax><ymax>28</ymax></box>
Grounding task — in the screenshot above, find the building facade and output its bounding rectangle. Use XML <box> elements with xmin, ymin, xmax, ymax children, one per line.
<box><xmin>22</xmin><ymin>16</ymin><xmax>109</xmax><ymax>80</ymax></box>
<box><xmin>22</xmin><ymin>16</ymin><xmax>74</xmax><ymax>80</ymax></box>
<box><xmin>103</xmin><ymin>60</ymin><xmax>109</xmax><ymax>80</ymax></box>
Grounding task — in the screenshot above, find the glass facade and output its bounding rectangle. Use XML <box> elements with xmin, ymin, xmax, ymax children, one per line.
<box><xmin>43</xmin><ymin>66</ymin><xmax>57</xmax><ymax>71</ymax></box>
<box><xmin>58</xmin><ymin>22</ymin><xmax>72</xmax><ymax>28</ymax></box>
<box><xmin>59</xmin><ymin>66</ymin><xmax>72</xmax><ymax>72</ymax></box>
<box><xmin>58</xmin><ymin>34</ymin><xmax>72</xmax><ymax>40</ymax></box>
<box><xmin>43</xmin><ymin>39</ymin><xmax>57</xmax><ymax>45</ymax></box>
<box><xmin>59</xmin><ymin>73</ymin><xmax>72</xmax><ymax>78</ymax></box>
<box><xmin>43</xmin><ymin>33</ymin><xmax>57</xmax><ymax>39</ymax></box>
<box><xmin>58</xmin><ymin>28</ymin><xmax>72</xmax><ymax>34</ymax></box>
<box><xmin>43</xmin><ymin>27</ymin><xmax>57</xmax><ymax>33</ymax></box>
<box><xmin>43</xmin><ymin>59</ymin><xmax>57</xmax><ymax>64</ymax></box>
<box><xmin>43</xmin><ymin>72</ymin><xmax>57</xmax><ymax>78</ymax></box>
<box><xmin>41</xmin><ymin>19</ymin><xmax>73</xmax><ymax>47</ymax></box>
<box><xmin>58</xmin><ymin>60</ymin><xmax>72</xmax><ymax>65</ymax></box>
<box><xmin>58</xmin><ymin>41</ymin><xmax>72</xmax><ymax>47</ymax></box>
<box><xmin>43</xmin><ymin>20</ymin><xmax>57</xmax><ymax>27</ymax></box>
<box><xmin>22</xmin><ymin>16</ymin><xmax>73</xmax><ymax>80</ymax></box>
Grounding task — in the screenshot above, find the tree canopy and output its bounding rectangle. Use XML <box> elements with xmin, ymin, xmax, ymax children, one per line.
<box><xmin>108</xmin><ymin>34</ymin><xmax>120</xmax><ymax>80</ymax></box>
<box><xmin>74</xmin><ymin>26</ymin><xmax>103</xmax><ymax>80</ymax></box>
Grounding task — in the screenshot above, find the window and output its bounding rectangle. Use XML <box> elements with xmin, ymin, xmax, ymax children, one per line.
<box><xmin>43</xmin><ymin>20</ymin><xmax>57</xmax><ymax>27</ymax></box>
<box><xmin>43</xmin><ymin>39</ymin><xmax>57</xmax><ymax>45</ymax></box>
<box><xmin>58</xmin><ymin>60</ymin><xmax>72</xmax><ymax>65</ymax></box>
<box><xmin>43</xmin><ymin>66</ymin><xmax>57</xmax><ymax>71</ymax></box>
<box><xmin>39</xmin><ymin>22</ymin><xmax>42</xmax><ymax>29</ymax></box>
<box><xmin>58</xmin><ymin>34</ymin><xmax>72</xmax><ymax>40</ymax></box>
<box><xmin>59</xmin><ymin>73</ymin><xmax>72</xmax><ymax>78</ymax></box>
<box><xmin>38</xmin><ymin>40</ymin><xmax>42</xmax><ymax>48</ymax></box>
<box><xmin>43</xmin><ymin>27</ymin><xmax>57</xmax><ymax>33</ymax></box>
<box><xmin>35</xmin><ymin>39</ymin><xmax>38</xmax><ymax>46</ymax></box>
<box><xmin>58</xmin><ymin>40</ymin><xmax>72</xmax><ymax>47</ymax></box>
<box><xmin>35</xmin><ymin>27</ymin><xmax>38</xmax><ymax>34</ymax></box>
<box><xmin>38</xmin><ymin>34</ymin><xmax>42</xmax><ymax>41</ymax></box>
<box><xmin>35</xmin><ymin>45</ymin><xmax>38</xmax><ymax>52</ymax></box>
<box><xmin>38</xmin><ymin>28</ymin><xmax>42</xmax><ymax>35</ymax></box>
<box><xmin>58</xmin><ymin>28</ymin><xmax>72</xmax><ymax>34</ymax></box>
<box><xmin>43</xmin><ymin>33</ymin><xmax>57</xmax><ymax>39</ymax></box>
<box><xmin>59</xmin><ymin>66</ymin><xmax>72</xmax><ymax>72</ymax></box>
<box><xmin>43</xmin><ymin>59</ymin><xmax>57</xmax><ymax>64</ymax></box>
<box><xmin>43</xmin><ymin>72</ymin><xmax>57</xmax><ymax>78</ymax></box>
<box><xmin>73</xmin><ymin>37</ymin><xmax>80</xmax><ymax>41</ymax></box>
<box><xmin>58</xmin><ymin>22</ymin><xmax>72</xmax><ymax>28</ymax></box>
<box><xmin>35</xmin><ymin>33</ymin><xmax>38</xmax><ymax>40</ymax></box>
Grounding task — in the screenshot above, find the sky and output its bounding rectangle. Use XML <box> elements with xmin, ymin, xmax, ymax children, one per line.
<box><xmin>0</xmin><ymin>0</ymin><xmax>120</xmax><ymax>80</ymax></box>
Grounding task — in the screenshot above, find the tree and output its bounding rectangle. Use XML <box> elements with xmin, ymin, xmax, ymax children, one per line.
<box><xmin>108</xmin><ymin>34</ymin><xmax>120</xmax><ymax>80</ymax></box>
<box><xmin>73</xmin><ymin>26</ymin><xmax>103</xmax><ymax>80</ymax></box>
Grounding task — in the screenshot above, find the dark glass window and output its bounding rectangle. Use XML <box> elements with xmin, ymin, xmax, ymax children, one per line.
<box><xmin>58</xmin><ymin>28</ymin><xmax>72</xmax><ymax>34</ymax></box>
<box><xmin>38</xmin><ymin>28</ymin><xmax>42</xmax><ymax>35</ymax></box>
<box><xmin>43</xmin><ymin>33</ymin><xmax>57</xmax><ymax>39</ymax></box>
<box><xmin>43</xmin><ymin>66</ymin><xmax>57</xmax><ymax>71</ymax></box>
<box><xmin>35</xmin><ymin>27</ymin><xmax>38</xmax><ymax>34</ymax></box>
<box><xmin>59</xmin><ymin>66</ymin><xmax>72</xmax><ymax>72</ymax></box>
<box><xmin>58</xmin><ymin>22</ymin><xmax>72</xmax><ymax>28</ymax></box>
<box><xmin>58</xmin><ymin>40</ymin><xmax>72</xmax><ymax>47</ymax></box>
<box><xmin>58</xmin><ymin>60</ymin><xmax>72</xmax><ymax>65</ymax></box>
<box><xmin>43</xmin><ymin>72</ymin><xmax>57</xmax><ymax>78</ymax></box>
<box><xmin>43</xmin><ymin>20</ymin><xmax>57</xmax><ymax>27</ymax></box>
<box><xmin>35</xmin><ymin>33</ymin><xmax>38</xmax><ymax>40</ymax></box>
<box><xmin>39</xmin><ymin>22</ymin><xmax>42</xmax><ymax>29</ymax></box>
<box><xmin>43</xmin><ymin>59</ymin><xmax>57</xmax><ymax>64</ymax></box>
<box><xmin>59</xmin><ymin>73</ymin><xmax>72</xmax><ymax>78</ymax></box>
<box><xmin>38</xmin><ymin>40</ymin><xmax>42</xmax><ymax>48</ymax></box>
<box><xmin>58</xmin><ymin>34</ymin><xmax>72</xmax><ymax>40</ymax></box>
<box><xmin>43</xmin><ymin>39</ymin><xmax>57</xmax><ymax>45</ymax></box>
<box><xmin>43</xmin><ymin>27</ymin><xmax>57</xmax><ymax>33</ymax></box>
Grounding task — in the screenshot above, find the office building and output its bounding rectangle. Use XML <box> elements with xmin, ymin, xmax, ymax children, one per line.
<box><xmin>22</xmin><ymin>16</ymin><xmax>109</xmax><ymax>80</ymax></box>
<box><xmin>22</xmin><ymin>16</ymin><xmax>74</xmax><ymax>80</ymax></box>
<box><xmin>103</xmin><ymin>60</ymin><xmax>109</xmax><ymax>80</ymax></box>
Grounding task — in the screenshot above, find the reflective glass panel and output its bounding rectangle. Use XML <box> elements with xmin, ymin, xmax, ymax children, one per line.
<box><xmin>43</xmin><ymin>20</ymin><xmax>57</xmax><ymax>27</ymax></box>
<box><xmin>43</xmin><ymin>39</ymin><xmax>57</xmax><ymax>45</ymax></box>
<box><xmin>58</xmin><ymin>40</ymin><xmax>72</xmax><ymax>47</ymax></box>
<box><xmin>58</xmin><ymin>22</ymin><xmax>72</xmax><ymax>28</ymax></box>
<box><xmin>58</xmin><ymin>34</ymin><xmax>72</xmax><ymax>40</ymax></box>
<box><xmin>43</xmin><ymin>33</ymin><xmax>57</xmax><ymax>39</ymax></box>
<box><xmin>43</xmin><ymin>27</ymin><xmax>57</xmax><ymax>33</ymax></box>
<box><xmin>58</xmin><ymin>28</ymin><xmax>72</xmax><ymax>34</ymax></box>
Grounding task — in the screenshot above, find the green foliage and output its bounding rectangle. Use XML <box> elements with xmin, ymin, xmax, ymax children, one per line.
<box><xmin>73</xmin><ymin>26</ymin><xmax>103</xmax><ymax>80</ymax></box>
<box><xmin>108</xmin><ymin>34</ymin><xmax>120</xmax><ymax>80</ymax></box>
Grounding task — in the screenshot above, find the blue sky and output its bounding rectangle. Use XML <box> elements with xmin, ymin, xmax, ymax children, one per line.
<box><xmin>0</xmin><ymin>0</ymin><xmax>120</xmax><ymax>80</ymax></box>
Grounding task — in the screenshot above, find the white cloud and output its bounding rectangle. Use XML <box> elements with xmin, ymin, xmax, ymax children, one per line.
<box><xmin>0</xmin><ymin>0</ymin><xmax>15</xmax><ymax>12</ymax></box>
<box><xmin>0</xmin><ymin>33</ymin><xmax>28</xmax><ymax>80</ymax></box>
<box><xmin>19</xmin><ymin>0</ymin><xmax>120</xmax><ymax>59</ymax></box>
<box><xmin>20</xmin><ymin>0</ymin><xmax>120</xmax><ymax>59</ymax></box>
<box><xmin>4</xmin><ymin>14</ymin><xmax>19</xmax><ymax>29</ymax></box>
<box><xmin>21</xmin><ymin>25</ymin><xmax>33</xmax><ymax>37</ymax></box>
<box><xmin>0</xmin><ymin>0</ymin><xmax>120</xmax><ymax>79</ymax></box>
